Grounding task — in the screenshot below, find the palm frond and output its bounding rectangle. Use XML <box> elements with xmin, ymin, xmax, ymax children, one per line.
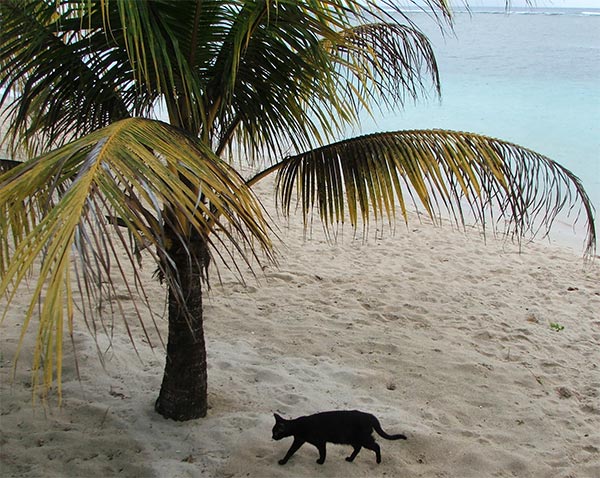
<box><xmin>0</xmin><ymin>118</ymin><xmax>275</xmax><ymax>400</ymax></box>
<box><xmin>273</xmin><ymin>130</ymin><xmax>596</xmax><ymax>255</ymax></box>
<box><xmin>0</xmin><ymin>0</ymin><xmax>136</xmax><ymax>154</ymax></box>
<box><xmin>327</xmin><ymin>22</ymin><xmax>440</xmax><ymax>113</ymax></box>
<box><xmin>211</xmin><ymin>2</ymin><xmax>445</xmax><ymax>162</ymax></box>
<box><xmin>0</xmin><ymin>0</ymin><xmax>449</xmax><ymax>163</ymax></box>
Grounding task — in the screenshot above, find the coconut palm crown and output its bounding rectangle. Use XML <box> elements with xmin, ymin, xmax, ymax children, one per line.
<box><xmin>0</xmin><ymin>0</ymin><xmax>595</xmax><ymax>420</ymax></box>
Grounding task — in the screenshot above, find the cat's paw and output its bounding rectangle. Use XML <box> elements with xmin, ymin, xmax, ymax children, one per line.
<box><xmin>345</xmin><ymin>456</ymin><xmax>354</xmax><ymax>462</ymax></box>
<box><xmin>316</xmin><ymin>458</ymin><xmax>325</xmax><ymax>465</ymax></box>
<box><xmin>278</xmin><ymin>459</ymin><xmax>287</xmax><ymax>465</ymax></box>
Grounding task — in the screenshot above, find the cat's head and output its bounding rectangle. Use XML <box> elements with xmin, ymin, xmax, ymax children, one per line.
<box><xmin>272</xmin><ymin>413</ymin><xmax>291</xmax><ymax>440</ymax></box>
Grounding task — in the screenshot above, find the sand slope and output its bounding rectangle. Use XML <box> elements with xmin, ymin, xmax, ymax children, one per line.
<box><xmin>1</xmin><ymin>179</ymin><xmax>599</xmax><ymax>478</ymax></box>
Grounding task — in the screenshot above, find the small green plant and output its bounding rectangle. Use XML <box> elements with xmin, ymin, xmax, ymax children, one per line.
<box><xmin>550</xmin><ymin>322</ymin><xmax>565</xmax><ymax>332</ymax></box>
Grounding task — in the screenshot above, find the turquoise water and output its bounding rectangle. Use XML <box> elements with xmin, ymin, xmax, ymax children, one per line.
<box><xmin>358</xmin><ymin>10</ymin><xmax>600</xmax><ymax>251</ymax></box>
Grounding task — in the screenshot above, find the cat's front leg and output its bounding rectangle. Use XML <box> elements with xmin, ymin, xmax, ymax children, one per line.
<box><xmin>278</xmin><ymin>438</ymin><xmax>304</xmax><ymax>465</ymax></box>
<box><xmin>315</xmin><ymin>442</ymin><xmax>327</xmax><ymax>464</ymax></box>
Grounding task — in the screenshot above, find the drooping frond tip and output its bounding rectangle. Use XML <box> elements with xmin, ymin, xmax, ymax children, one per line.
<box><xmin>274</xmin><ymin>129</ymin><xmax>596</xmax><ymax>257</ymax></box>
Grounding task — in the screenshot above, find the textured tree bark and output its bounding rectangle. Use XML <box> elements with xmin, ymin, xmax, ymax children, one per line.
<box><xmin>154</xmin><ymin>238</ymin><xmax>209</xmax><ymax>420</ymax></box>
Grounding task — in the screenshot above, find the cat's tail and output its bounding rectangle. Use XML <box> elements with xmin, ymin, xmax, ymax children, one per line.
<box><xmin>372</xmin><ymin>417</ymin><xmax>407</xmax><ymax>440</ymax></box>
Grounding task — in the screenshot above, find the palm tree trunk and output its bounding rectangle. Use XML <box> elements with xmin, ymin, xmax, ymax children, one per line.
<box><xmin>154</xmin><ymin>238</ymin><xmax>209</xmax><ymax>420</ymax></box>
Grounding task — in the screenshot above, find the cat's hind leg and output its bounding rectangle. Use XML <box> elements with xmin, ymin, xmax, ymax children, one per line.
<box><xmin>363</xmin><ymin>437</ymin><xmax>382</xmax><ymax>463</ymax></box>
<box><xmin>278</xmin><ymin>438</ymin><xmax>304</xmax><ymax>465</ymax></box>
<box><xmin>345</xmin><ymin>445</ymin><xmax>362</xmax><ymax>462</ymax></box>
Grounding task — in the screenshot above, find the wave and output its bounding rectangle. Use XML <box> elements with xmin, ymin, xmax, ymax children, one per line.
<box><xmin>401</xmin><ymin>7</ymin><xmax>600</xmax><ymax>17</ymax></box>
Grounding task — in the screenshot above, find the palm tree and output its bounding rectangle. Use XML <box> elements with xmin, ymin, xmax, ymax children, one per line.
<box><xmin>0</xmin><ymin>0</ymin><xmax>595</xmax><ymax>421</ymax></box>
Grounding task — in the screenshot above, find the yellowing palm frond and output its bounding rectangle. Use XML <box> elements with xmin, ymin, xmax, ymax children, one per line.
<box><xmin>273</xmin><ymin>130</ymin><xmax>596</xmax><ymax>255</ymax></box>
<box><xmin>0</xmin><ymin>118</ymin><xmax>274</xmax><ymax>400</ymax></box>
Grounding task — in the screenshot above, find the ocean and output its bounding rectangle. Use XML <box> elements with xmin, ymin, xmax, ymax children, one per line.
<box><xmin>358</xmin><ymin>7</ymin><xmax>600</xmax><ymax>252</ymax></box>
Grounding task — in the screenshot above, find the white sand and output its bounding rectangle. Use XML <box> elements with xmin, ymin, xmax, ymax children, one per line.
<box><xmin>1</xmin><ymin>177</ymin><xmax>599</xmax><ymax>478</ymax></box>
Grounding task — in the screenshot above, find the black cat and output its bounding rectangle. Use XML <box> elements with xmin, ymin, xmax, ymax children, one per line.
<box><xmin>272</xmin><ymin>410</ymin><xmax>407</xmax><ymax>465</ymax></box>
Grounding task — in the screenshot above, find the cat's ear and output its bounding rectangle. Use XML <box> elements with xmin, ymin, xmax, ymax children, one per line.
<box><xmin>274</xmin><ymin>413</ymin><xmax>283</xmax><ymax>422</ymax></box>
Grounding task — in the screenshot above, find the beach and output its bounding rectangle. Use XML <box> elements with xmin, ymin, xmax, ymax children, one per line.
<box><xmin>2</xmin><ymin>3</ymin><xmax>600</xmax><ymax>477</ymax></box>
<box><xmin>1</xmin><ymin>173</ymin><xmax>599</xmax><ymax>478</ymax></box>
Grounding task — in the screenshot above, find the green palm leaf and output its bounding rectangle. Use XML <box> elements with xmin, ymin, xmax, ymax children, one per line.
<box><xmin>212</xmin><ymin>5</ymin><xmax>444</xmax><ymax>159</ymax></box>
<box><xmin>272</xmin><ymin>130</ymin><xmax>596</xmax><ymax>255</ymax></box>
<box><xmin>1</xmin><ymin>1</ymin><xmax>449</xmax><ymax>162</ymax></box>
<box><xmin>0</xmin><ymin>0</ymin><xmax>135</xmax><ymax>154</ymax></box>
<box><xmin>327</xmin><ymin>22</ymin><xmax>441</xmax><ymax>111</ymax></box>
<box><xmin>0</xmin><ymin>117</ymin><xmax>274</xmax><ymax>399</ymax></box>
